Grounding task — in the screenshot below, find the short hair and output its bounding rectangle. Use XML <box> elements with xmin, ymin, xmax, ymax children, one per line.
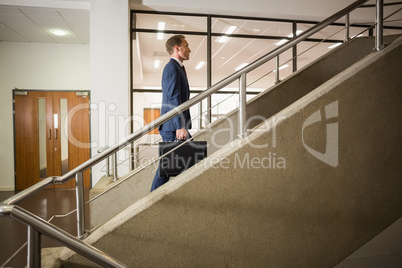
<box><xmin>165</xmin><ymin>35</ymin><xmax>186</xmax><ymax>55</ymax></box>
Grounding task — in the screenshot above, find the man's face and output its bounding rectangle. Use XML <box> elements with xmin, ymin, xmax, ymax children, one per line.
<box><xmin>177</xmin><ymin>38</ymin><xmax>191</xmax><ymax>61</ymax></box>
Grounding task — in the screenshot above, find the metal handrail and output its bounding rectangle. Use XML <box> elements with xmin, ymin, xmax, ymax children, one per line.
<box><xmin>0</xmin><ymin>205</ymin><xmax>127</xmax><ymax>267</ymax></box>
<box><xmin>361</xmin><ymin>0</ymin><xmax>402</xmax><ymax>7</ymax></box>
<box><xmin>2</xmin><ymin>0</ymin><xmax>386</xmax><ymax>266</ymax></box>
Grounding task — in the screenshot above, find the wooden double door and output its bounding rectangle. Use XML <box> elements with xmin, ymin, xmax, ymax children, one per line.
<box><xmin>14</xmin><ymin>91</ymin><xmax>91</xmax><ymax>190</ymax></box>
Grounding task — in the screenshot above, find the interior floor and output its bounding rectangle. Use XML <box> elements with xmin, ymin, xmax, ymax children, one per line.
<box><xmin>0</xmin><ymin>189</ymin><xmax>90</xmax><ymax>268</ymax></box>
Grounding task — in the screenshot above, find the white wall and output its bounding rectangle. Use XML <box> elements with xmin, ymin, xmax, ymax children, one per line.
<box><xmin>89</xmin><ymin>0</ymin><xmax>130</xmax><ymax>187</ymax></box>
<box><xmin>0</xmin><ymin>42</ymin><xmax>89</xmax><ymax>190</ymax></box>
<box><xmin>0</xmin><ymin>0</ymin><xmax>133</xmax><ymax>190</ymax></box>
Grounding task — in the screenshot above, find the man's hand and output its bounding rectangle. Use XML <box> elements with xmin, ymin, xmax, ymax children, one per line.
<box><xmin>176</xmin><ymin>128</ymin><xmax>187</xmax><ymax>140</ymax></box>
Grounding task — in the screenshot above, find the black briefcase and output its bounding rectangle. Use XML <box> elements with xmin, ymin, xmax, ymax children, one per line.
<box><xmin>158</xmin><ymin>140</ymin><xmax>207</xmax><ymax>177</ymax></box>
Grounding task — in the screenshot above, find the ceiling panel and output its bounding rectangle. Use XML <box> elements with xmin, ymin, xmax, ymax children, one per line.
<box><xmin>1</xmin><ymin>10</ymin><xmax>32</xmax><ymax>26</ymax></box>
<box><xmin>0</xmin><ymin>22</ymin><xmax>27</xmax><ymax>41</ymax></box>
<box><xmin>60</xmin><ymin>9</ymin><xmax>89</xmax><ymax>43</ymax></box>
<box><xmin>0</xmin><ymin>5</ymin><xmax>89</xmax><ymax>44</ymax></box>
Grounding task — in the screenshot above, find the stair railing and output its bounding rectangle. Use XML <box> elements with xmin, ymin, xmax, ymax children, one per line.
<box><xmin>2</xmin><ymin>0</ymin><xmax>392</xmax><ymax>267</ymax></box>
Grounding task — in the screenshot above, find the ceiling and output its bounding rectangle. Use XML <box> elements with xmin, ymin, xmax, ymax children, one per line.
<box><xmin>1</xmin><ymin>0</ymin><xmax>401</xmax><ymax>45</ymax></box>
<box><xmin>0</xmin><ymin>2</ymin><xmax>89</xmax><ymax>43</ymax></box>
<box><xmin>1</xmin><ymin>0</ymin><xmax>401</xmax><ymax>88</ymax></box>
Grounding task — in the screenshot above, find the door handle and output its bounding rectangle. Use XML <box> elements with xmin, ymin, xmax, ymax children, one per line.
<box><xmin>55</xmin><ymin>129</ymin><xmax>58</xmax><ymax>140</ymax></box>
<box><xmin>48</xmin><ymin>129</ymin><xmax>51</xmax><ymax>140</ymax></box>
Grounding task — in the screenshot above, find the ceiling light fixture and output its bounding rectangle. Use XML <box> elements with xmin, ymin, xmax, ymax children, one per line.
<box><xmin>328</xmin><ymin>43</ymin><xmax>342</xmax><ymax>49</ymax></box>
<box><xmin>157</xmin><ymin>22</ymin><xmax>165</xmax><ymax>40</ymax></box>
<box><xmin>275</xmin><ymin>39</ymin><xmax>288</xmax><ymax>46</ymax></box>
<box><xmin>158</xmin><ymin>22</ymin><xmax>165</xmax><ymax>30</ymax></box>
<box><xmin>154</xmin><ymin>60</ymin><xmax>161</xmax><ymax>69</ymax></box>
<box><xmin>288</xmin><ymin>30</ymin><xmax>303</xmax><ymax>38</ymax></box>
<box><xmin>215</xmin><ymin>26</ymin><xmax>237</xmax><ymax>43</ymax></box>
<box><xmin>195</xmin><ymin>62</ymin><xmax>205</xmax><ymax>70</ymax></box>
<box><xmin>275</xmin><ymin>30</ymin><xmax>303</xmax><ymax>45</ymax></box>
<box><xmin>52</xmin><ymin>30</ymin><xmax>66</xmax><ymax>36</ymax></box>
<box><xmin>225</xmin><ymin>26</ymin><xmax>237</xmax><ymax>35</ymax></box>
<box><xmin>273</xmin><ymin>64</ymin><xmax>289</xmax><ymax>72</ymax></box>
<box><xmin>216</xmin><ymin>36</ymin><xmax>229</xmax><ymax>43</ymax></box>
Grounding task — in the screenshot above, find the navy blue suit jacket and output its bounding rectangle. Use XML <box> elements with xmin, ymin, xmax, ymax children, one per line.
<box><xmin>159</xmin><ymin>58</ymin><xmax>192</xmax><ymax>131</ymax></box>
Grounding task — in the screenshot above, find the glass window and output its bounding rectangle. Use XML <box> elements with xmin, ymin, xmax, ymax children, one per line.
<box><xmin>212</xmin><ymin>18</ymin><xmax>292</xmax><ymax>37</ymax></box>
<box><xmin>38</xmin><ymin>98</ymin><xmax>47</xmax><ymax>178</ymax></box>
<box><xmin>132</xmin><ymin>32</ymin><xmax>207</xmax><ymax>89</ymax></box>
<box><xmin>131</xmin><ymin>11</ymin><xmax>374</xmax><ymax>132</ymax></box>
<box><xmin>134</xmin><ymin>13</ymin><xmax>207</xmax><ymax>32</ymax></box>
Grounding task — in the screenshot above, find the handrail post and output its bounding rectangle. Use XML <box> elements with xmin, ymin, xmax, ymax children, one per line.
<box><xmin>207</xmin><ymin>15</ymin><xmax>212</xmax><ymax>125</ymax></box>
<box><xmin>375</xmin><ymin>0</ymin><xmax>385</xmax><ymax>51</ymax></box>
<box><xmin>275</xmin><ymin>55</ymin><xmax>280</xmax><ymax>84</ymax></box>
<box><xmin>238</xmin><ymin>73</ymin><xmax>247</xmax><ymax>139</ymax></box>
<box><xmin>345</xmin><ymin>13</ymin><xmax>350</xmax><ymax>41</ymax></box>
<box><xmin>198</xmin><ymin>102</ymin><xmax>203</xmax><ymax>129</ymax></box>
<box><xmin>292</xmin><ymin>21</ymin><xmax>297</xmax><ymax>72</ymax></box>
<box><xmin>135</xmin><ymin>144</ymin><xmax>140</xmax><ymax>168</ymax></box>
<box><xmin>27</xmin><ymin>226</ymin><xmax>41</xmax><ymax>268</ymax></box>
<box><xmin>113</xmin><ymin>152</ymin><xmax>118</xmax><ymax>182</ymax></box>
<box><xmin>75</xmin><ymin>172</ymin><xmax>86</xmax><ymax>238</ymax></box>
<box><xmin>106</xmin><ymin>155</ymin><xmax>110</xmax><ymax>177</ymax></box>
<box><xmin>97</xmin><ymin>147</ymin><xmax>111</xmax><ymax>177</ymax></box>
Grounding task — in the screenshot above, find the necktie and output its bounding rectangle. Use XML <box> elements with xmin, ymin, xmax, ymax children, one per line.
<box><xmin>182</xmin><ymin>65</ymin><xmax>187</xmax><ymax>76</ymax></box>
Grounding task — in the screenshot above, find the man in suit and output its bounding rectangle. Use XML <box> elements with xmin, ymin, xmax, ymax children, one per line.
<box><xmin>151</xmin><ymin>35</ymin><xmax>192</xmax><ymax>191</ymax></box>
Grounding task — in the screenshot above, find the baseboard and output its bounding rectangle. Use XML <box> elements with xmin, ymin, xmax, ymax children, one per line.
<box><xmin>0</xmin><ymin>186</ymin><xmax>15</xmax><ymax>191</ymax></box>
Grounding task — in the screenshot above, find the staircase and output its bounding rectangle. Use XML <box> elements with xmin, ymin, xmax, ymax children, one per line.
<box><xmin>89</xmin><ymin>34</ymin><xmax>400</xmax><ymax>229</ymax></box>
<box><xmin>55</xmin><ymin>34</ymin><xmax>402</xmax><ymax>267</ymax></box>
